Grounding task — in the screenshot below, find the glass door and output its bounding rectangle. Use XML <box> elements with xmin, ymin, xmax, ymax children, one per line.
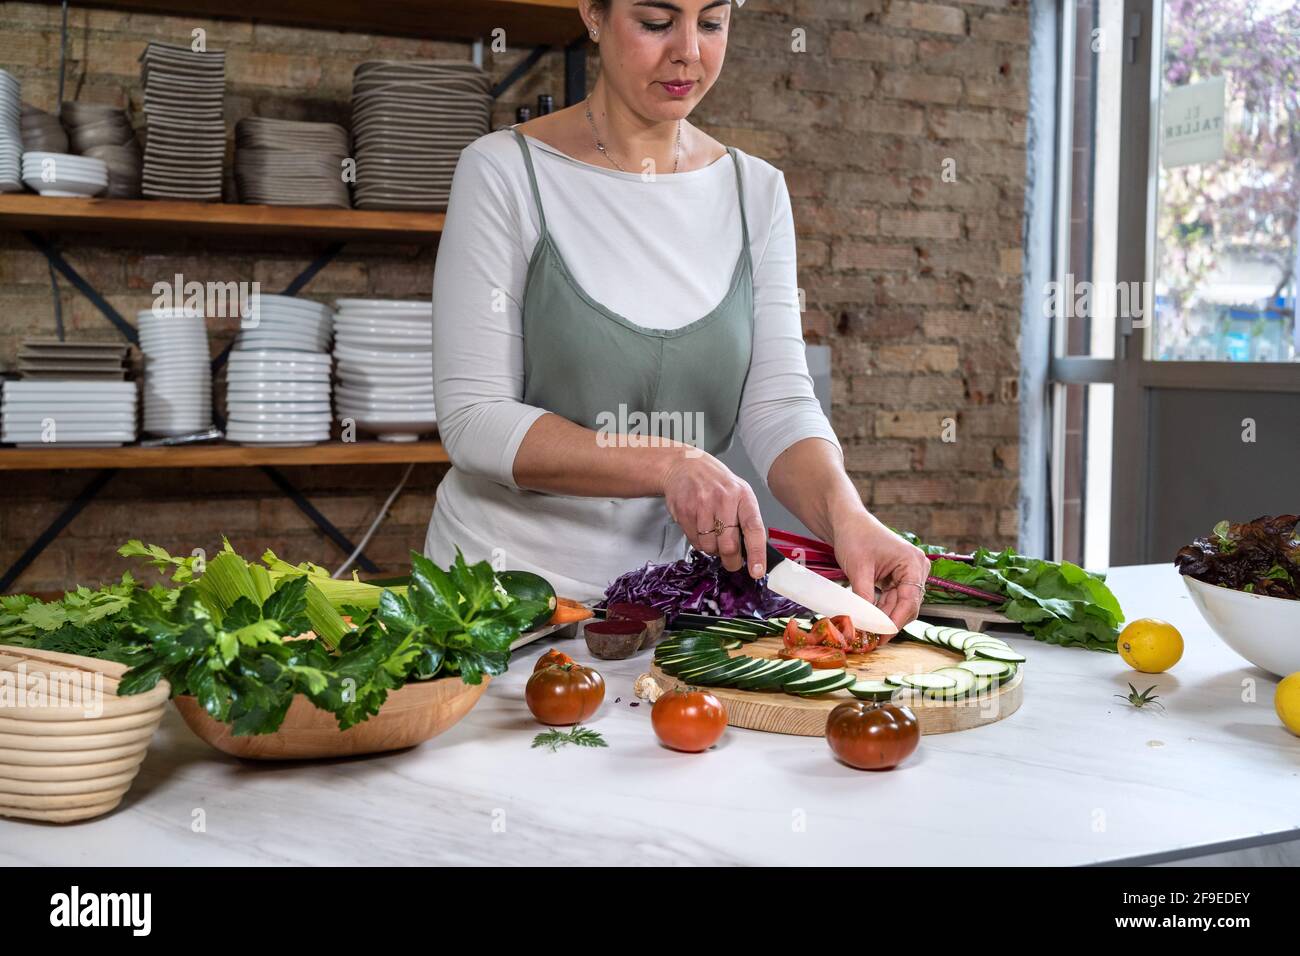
<box><xmin>1049</xmin><ymin>0</ymin><xmax>1300</xmax><ymax>567</ymax></box>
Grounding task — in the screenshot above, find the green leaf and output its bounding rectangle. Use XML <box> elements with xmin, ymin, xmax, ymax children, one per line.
<box><xmin>376</xmin><ymin>589</ymin><xmax>419</xmax><ymax>639</ymax></box>
<box><xmin>223</xmin><ymin>596</ymin><xmax>261</xmax><ymax>630</ymax></box>
<box><xmin>262</xmin><ymin>575</ymin><xmax>309</xmax><ymax>628</ymax></box>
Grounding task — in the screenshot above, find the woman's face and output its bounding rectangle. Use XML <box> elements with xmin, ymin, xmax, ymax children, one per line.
<box><xmin>589</xmin><ymin>0</ymin><xmax>732</xmax><ymax>121</ymax></box>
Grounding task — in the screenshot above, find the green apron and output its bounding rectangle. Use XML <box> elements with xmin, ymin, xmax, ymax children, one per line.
<box><xmin>510</xmin><ymin>129</ymin><xmax>754</xmax><ymax>455</ymax></box>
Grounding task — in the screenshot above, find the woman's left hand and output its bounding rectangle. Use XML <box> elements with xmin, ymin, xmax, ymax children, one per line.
<box><xmin>831</xmin><ymin>511</ymin><xmax>930</xmax><ymax>636</ymax></box>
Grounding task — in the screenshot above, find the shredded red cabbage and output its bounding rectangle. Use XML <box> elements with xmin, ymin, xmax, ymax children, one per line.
<box><xmin>600</xmin><ymin>550</ymin><xmax>805</xmax><ymax>624</ymax></box>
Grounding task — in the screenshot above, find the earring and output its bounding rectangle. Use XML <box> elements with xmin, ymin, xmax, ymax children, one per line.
<box><xmin>590</xmin><ymin>29</ymin><xmax>598</xmax><ymax>40</ymax></box>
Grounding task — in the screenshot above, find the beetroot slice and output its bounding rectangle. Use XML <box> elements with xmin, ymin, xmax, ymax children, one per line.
<box><xmin>606</xmin><ymin>602</ymin><xmax>667</xmax><ymax>641</ymax></box>
<box><xmin>584</xmin><ymin>619</ymin><xmax>646</xmax><ymax>636</ymax></box>
<box><xmin>583</xmin><ymin>618</ymin><xmax>650</xmax><ymax>659</ymax></box>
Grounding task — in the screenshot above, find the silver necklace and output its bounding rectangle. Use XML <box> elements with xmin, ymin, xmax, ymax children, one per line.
<box><xmin>585</xmin><ymin>97</ymin><xmax>682</xmax><ymax>174</ymax></box>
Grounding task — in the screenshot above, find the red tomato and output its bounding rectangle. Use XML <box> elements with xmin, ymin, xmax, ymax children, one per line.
<box><xmin>779</xmin><ymin>646</ymin><xmax>848</xmax><ymax>669</ymax></box>
<box><xmin>825</xmin><ymin>701</ymin><xmax>920</xmax><ymax>770</ymax></box>
<box><xmin>811</xmin><ymin>617</ymin><xmax>849</xmax><ymax>650</ymax></box>
<box><xmin>783</xmin><ymin>619</ymin><xmax>811</xmax><ymax>648</ymax></box>
<box><xmin>846</xmin><ymin>629</ymin><xmax>882</xmax><ymax>653</ymax></box>
<box><xmin>534</xmin><ymin>648</ymin><xmax>574</xmax><ymax>672</ymax></box>
<box><xmin>829</xmin><ymin>615</ymin><xmax>855</xmax><ymax>645</ymax></box>
<box><xmin>651</xmin><ymin>687</ymin><xmax>728</xmax><ymax>753</ymax></box>
<box><xmin>525</xmin><ymin>662</ymin><xmax>605</xmax><ymax>726</ymax></box>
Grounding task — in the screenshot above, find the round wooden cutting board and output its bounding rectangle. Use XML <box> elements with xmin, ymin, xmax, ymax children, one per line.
<box><xmin>650</xmin><ymin>636</ymin><xmax>1022</xmax><ymax>737</ymax></box>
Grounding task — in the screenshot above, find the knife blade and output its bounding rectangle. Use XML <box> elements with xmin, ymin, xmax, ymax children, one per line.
<box><xmin>762</xmin><ymin>543</ymin><xmax>898</xmax><ymax>635</ymax></box>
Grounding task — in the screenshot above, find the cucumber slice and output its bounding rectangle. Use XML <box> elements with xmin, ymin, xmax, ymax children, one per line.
<box><xmin>676</xmin><ymin>656</ymin><xmax>751</xmax><ymax>683</ymax></box>
<box><xmin>970</xmin><ymin>674</ymin><xmax>994</xmax><ymax>694</ymax></box>
<box><xmin>902</xmin><ymin>620</ymin><xmax>931</xmax><ymax>642</ymax></box>
<box><xmin>658</xmin><ymin>655</ymin><xmax>730</xmax><ymax>677</ymax></box>
<box><xmin>971</xmin><ymin>645</ymin><xmax>1027</xmax><ymax>664</ymax></box>
<box><xmin>900</xmin><ymin>673</ymin><xmax>958</xmax><ymax>690</ymax></box>
<box><xmin>885</xmin><ymin>673</ymin><xmax>908</xmax><ymax>686</ymax></box>
<box><xmin>657</xmin><ymin>634</ymin><xmax>726</xmax><ymax>651</ymax></box>
<box><xmin>744</xmin><ymin>660</ymin><xmax>812</xmax><ymax>690</ymax></box>
<box><xmin>657</xmin><ymin>651</ymin><xmax>727</xmax><ymax>670</ymax></box>
<box><xmin>729</xmin><ymin>660</ymin><xmax>785</xmax><ymax>689</ymax></box>
<box><xmin>656</xmin><ymin>648</ymin><xmax>729</xmax><ymax>665</ymax></box>
<box><xmin>795</xmin><ymin>673</ymin><xmax>857</xmax><ymax>697</ymax></box>
<box><xmin>712</xmin><ymin>658</ymin><xmax>772</xmax><ymax>687</ymax></box>
<box><xmin>848</xmin><ymin>680</ymin><xmax>900</xmax><ymax>701</ymax></box>
<box><xmin>781</xmin><ymin>668</ymin><xmax>847</xmax><ymax>692</ymax></box>
<box><xmin>931</xmin><ymin>667</ymin><xmax>977</xmax><ymax>695</ymax></box>
<box><xmin>956</xmin><ymin>659</ymin><xmax>1014</xmax><ymax>679</ymax></box>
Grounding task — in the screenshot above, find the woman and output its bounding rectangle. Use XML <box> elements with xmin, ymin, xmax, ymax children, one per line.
<box><xmin>426</xmin><ymin>0</ymin><xmax>929</xmax><ymax>630</ymax></box>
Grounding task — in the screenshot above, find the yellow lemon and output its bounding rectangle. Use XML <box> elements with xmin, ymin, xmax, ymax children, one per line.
<box><xmin>1117</xmin><ymin>618</ymin><xmax>1183</xmax><ymax>673</ymax></box>
<box><xmin>1276</xmin><ymin>673</ymin><xmax>1300</xmax><ymax>737</ymax></box>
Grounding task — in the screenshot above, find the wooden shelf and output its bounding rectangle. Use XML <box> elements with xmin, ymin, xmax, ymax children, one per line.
<box><xmin>39</xmin><ymin>0</ymin><xmax>585</xmax><ymax>45</ymax></box>
<box><xmin>0</xmin><ymin>194</ymin><xmax>444</xmax><ymax>243</ymax></box>
<box><xmin>0</xmin><ymin>440</ymin><xmax>449</xmax><ymax>470</ymax></box>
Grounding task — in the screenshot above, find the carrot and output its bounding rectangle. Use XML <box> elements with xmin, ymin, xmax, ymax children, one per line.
<box><xmin>549</xmin><ymin>597</ymin><xmax>594</xmax><ymax>624</ymax></box>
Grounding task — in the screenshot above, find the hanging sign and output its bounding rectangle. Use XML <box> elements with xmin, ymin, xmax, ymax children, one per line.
<box><xmin>1161</xmin><ymin>75</ymin><xmax>1226</xmax><ymax>168</ymax></box>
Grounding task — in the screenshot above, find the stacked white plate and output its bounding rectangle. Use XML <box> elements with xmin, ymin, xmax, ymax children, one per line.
<box><xmin>350</xmin><ymin>60</ymin><xmax>490</xmax><ymax>211</ymax></box>
<box><xmin>333</xmin><ymin>298</ymin><xmax>435</xmax><ymax>441</ymax></box>
<box><xmin>225</xmin><ymin>350</ymin><xmax>332</xmax><ymax>446</ymax></box>
<box><xmin>139</xmin><ymin>41</ymin><xmax>226</xmax><ymax>201</ymax></box>
<box><xmin>21</xmin><ymin>151</ymin><xmax>107</xmax><ymax>198</ymax></box>
<box><xmin>234</xmin><ymin>117</ymin><xmax>350</xmax><ymax>208</ymax></box>
<box><xmin>137</xmin><ymin>309</ymin><xmax>212</xmax><ymax>436</ymax></box>
<box><xmin>1</xmin><ymin>380</ymin><xmax>138</xmax><ymax>447</ymax></box>
<box><xmin>0</xmin><ymin>70</ymin><xmax>19</xmax><ymax>192</ymax></box>
<box><xmin>236</xmin><ymin>293</ymin><xmax>333</xmax><ymax>350</ymax></box>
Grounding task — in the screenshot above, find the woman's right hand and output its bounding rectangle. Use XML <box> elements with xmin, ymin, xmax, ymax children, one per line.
<box><xmin>660</xmin><ymin>452</ymin><xmax>768</xmax><ymax>578</ymax></box>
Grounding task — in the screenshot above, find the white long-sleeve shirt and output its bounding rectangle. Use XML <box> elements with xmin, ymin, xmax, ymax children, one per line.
<box><xmin>424</xmin><ymin>128</ymin><xmax>840</xmax><ymax>600</ymax></box>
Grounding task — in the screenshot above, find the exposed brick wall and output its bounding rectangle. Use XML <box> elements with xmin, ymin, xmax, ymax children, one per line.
<box><xmin>696</xmin><ymin>0</ymin><xmax>1028</xmax><ymax>548</ymax></box>
<box><xmin>0</xmin><ymin>0</ymin><xmax>1028</xmax><ymax>591</ymax></box>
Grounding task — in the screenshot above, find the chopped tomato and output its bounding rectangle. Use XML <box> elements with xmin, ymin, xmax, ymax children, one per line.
<box><xmin>811</xmin><ymin>617</ymin><xmax>849</xmax><ymax>650</ymax></box>
<box><xmin>779</xmin><ymin>646</ymin><xmax>848</xmax><ymax>669</ymax></box>
<box><xmin>829</xmin><ymin>615</ymin><xmax>855</xmax><ymax>646</ymax></box>
<box><xmin>846</xmin><ymin>630</ymin><xmax>882</xmax><ymax>653</ymax></box>
<box><xmin>783</xmin><ymin>619</ymin><xmax>812</xmax><ymax>648</ymax></box>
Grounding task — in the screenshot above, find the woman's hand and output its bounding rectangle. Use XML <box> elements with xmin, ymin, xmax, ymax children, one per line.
<box><xmin>660</xmin><ymin>452</ymin><xmax>767</xmax><ymax>577</ymax></box>
<box><xmin>831</xmin><ymin>510</ymin><xmax>930</xmax><ymax>635</ymax></box>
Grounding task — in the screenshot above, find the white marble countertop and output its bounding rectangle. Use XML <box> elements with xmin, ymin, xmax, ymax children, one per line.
<box><xmin>3</xmin><ymin>563</ymin><xmax>1297</xmax><ymax>866</ymax></box>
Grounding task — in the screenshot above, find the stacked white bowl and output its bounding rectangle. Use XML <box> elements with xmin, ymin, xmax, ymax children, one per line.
<box><xmin>21</xmin><ymin>151</ymin><xmax>108</xmax><ymax>197</ymax></box>
<box><xmin>225</xmin><ymin>351</ymin><xmax>331</xmax><ymax>445</ymax></box>
<box><xmin>333</xmin><ymin>298</ymin><xmax>435</xmax><ymax>442</ymax></box>
<box><xmin>0</xmin><ymin>70</ymin><xmax>20</xmax><ymax>192</ymax></box>
<box><xmin>137</xmin><ymin>309</ymin><xmax>213</xmax><ymax>436</ymax></box>
<box><xmin>225</xmin><ymin>294</ymin><xmax>334</xmax><ymax>446</ymax></box>
<box><xmin>1</xmin><ymin>380</ymin><xmax>138</xmax><ymax>447</ymax></box>
<box><xmin>236</xmin><ymin>293</ymin><xmax>332</xmax><ymax>351</ymax></box>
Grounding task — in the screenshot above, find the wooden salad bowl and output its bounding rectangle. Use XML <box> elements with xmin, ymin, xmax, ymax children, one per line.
<box><xmin>173</xmin><ymin>674</ymin><xmax>491</xmax><ymax>760</ymax></box>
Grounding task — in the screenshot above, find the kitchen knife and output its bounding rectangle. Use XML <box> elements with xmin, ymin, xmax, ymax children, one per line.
<box><xmin>762</xmin><ymin>542</ymin><xmax>899</xmax><ymax>635</ymax></box>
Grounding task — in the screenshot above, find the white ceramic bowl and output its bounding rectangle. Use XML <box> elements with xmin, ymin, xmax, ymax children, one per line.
<box><xmin>1183</xmin><ymin>575</ymin><xmax>1300</xmax><ymax>678</ymax></box>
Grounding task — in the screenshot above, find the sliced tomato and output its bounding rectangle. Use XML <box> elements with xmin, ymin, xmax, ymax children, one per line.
<box><xmin>811</xmin><ymin>617</ymin><xmax>849</xmax><ymax>650</ymax></box>
<box><xmin>783</xmin><ymin>619</ymin><xmax>811</xmax><ymax>649</ymax></box>
<box><xmin>778</xmin><ymin>646</ymin><xmax>848</xmax><ymax>669</ymax></box>
<box><xmin>829</xmin><ymin>615</ymin><xmax>855</xmax><ymax>646</ymax></box>
<box><xmin>846</xmin><ymin>630</ymin><xmax>882</xmax><ymax>653</ymax></box>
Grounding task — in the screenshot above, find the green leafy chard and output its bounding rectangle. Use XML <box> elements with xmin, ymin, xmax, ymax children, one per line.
<box><xmin>897</xmin><ymin>532</ymin><xmax>1125</xmax><ymax>652</ymax></box>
